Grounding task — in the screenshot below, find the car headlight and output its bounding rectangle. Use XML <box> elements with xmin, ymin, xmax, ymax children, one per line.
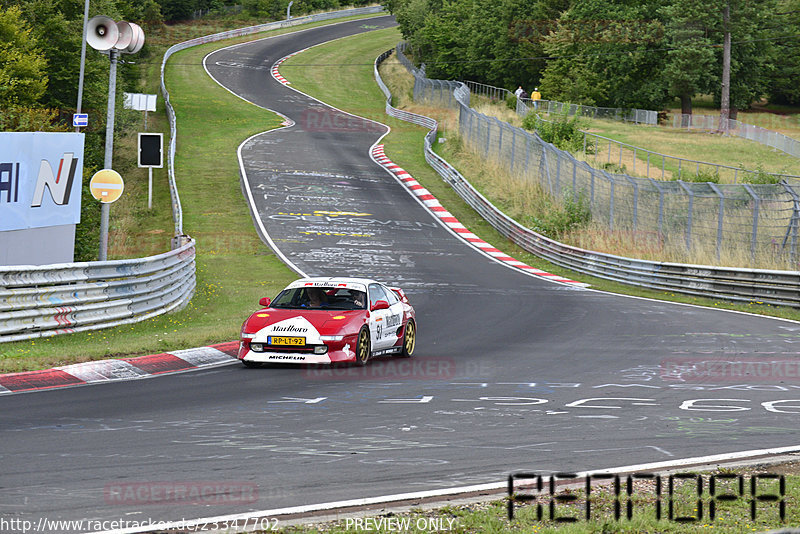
<box><xmin>314</xmin><ymin>345</ymin><xmax>328</xmax><ymax>354</ymax></box>
<box><xmin>242</xmin><ymin>333</ymin><xmax>255</xmax><ymax>339</ymax></box>
<box><xmin>320</xmin><ymin>335</ymin><xmax>344</xmax><ymax>341</ymax></box>
<box><xmin>250</xmin><ymin>342</ymin><xmax>264</xmax><ymax>352</ymax></box>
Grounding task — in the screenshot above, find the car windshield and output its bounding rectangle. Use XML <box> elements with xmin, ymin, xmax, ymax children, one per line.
<box><xmin>270</xmin><ymin>287</ymin><xmax>367</xmax><ymax>310</ymax></box>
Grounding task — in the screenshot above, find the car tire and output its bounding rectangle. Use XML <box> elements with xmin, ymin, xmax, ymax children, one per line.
<box><xmin>355</xmin><ymin>326</ymin><xmax>371</xmax><ymax>366</ymax></box>
<box><xmin>242</xmin><ymin>360</ymin><xmax>260</xmax><ymax>368</ymax></box>
<box><xmin>400</xmin><ymin>319</ymin><xmax>416</xmax><ymax>358</ymax></box>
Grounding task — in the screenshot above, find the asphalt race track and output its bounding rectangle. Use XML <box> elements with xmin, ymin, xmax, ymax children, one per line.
<box><xmin>2</xmin><ymin>16</ymin><xmax>800</xmax><ymax>531</ymax></box>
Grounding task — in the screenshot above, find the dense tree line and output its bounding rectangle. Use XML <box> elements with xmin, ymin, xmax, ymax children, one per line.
<box><xmin>387</xmin><ymin>0</ymin><xmax>800</xmax><ymax>112</ymax></box>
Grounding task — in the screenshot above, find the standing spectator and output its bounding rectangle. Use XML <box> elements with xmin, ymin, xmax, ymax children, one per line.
<box><xmin>531</xmin><ymin>87</ymin><xmax>542</xmax><ymax>109</ymax></box>
<box><xmin>514</xmin><ymin>86</ymin><xmax>523</xmax><ymax>98</ymax></box>
<box><xmin>520</xmin><ymin>89</ymin><xmax>529</xmax><ymax>100</ymax></box>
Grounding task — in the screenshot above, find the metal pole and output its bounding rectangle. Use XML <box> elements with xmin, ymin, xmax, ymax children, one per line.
<box><xmin>287</xmin><ymin>0</ymin><xmax>293</xmax><ymax>19</ymax></box>
<box><xmin>74</xmin><ymin>0</ymin><xmax>90</xmax><ymax>133</ymax></box>
<box><xmin>99</xmin><ymin>49</ymin><xmax>118</xmax><ymax>261</ymax></box>
<box><xmin>148</xmin><ymin>167</ymin><xmax>153</xmax><ymax>210</ymax></box>
<box><xmin>709</xmin><ymin>183</ymin><xmax>725</xmax><ymax>261</ymax></box>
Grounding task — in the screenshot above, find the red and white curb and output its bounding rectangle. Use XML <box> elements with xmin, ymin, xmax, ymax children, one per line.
<box><xmin>0</xmin><ymin>342</ymin><xmax>239</xmax><ymax>395</ymax></box>
<box><xmin>272</xmin><ymin>49</ymin><xmax>307</xmax><ymax>85</ymax></box>
<box><xmin>371</xmin><ymin>145</ymin><xmax>588</xmax><ymax>287</ymax></box>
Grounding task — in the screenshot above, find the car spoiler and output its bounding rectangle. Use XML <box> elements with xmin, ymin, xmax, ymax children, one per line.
<box><xmin>389</xmin><ymin>286</ymin><xmax>410</xmax><ymax>304</ymax></box>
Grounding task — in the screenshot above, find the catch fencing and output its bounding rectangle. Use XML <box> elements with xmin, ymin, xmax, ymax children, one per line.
<box><xmin>396</xmin><ymin>44</ymin><xmax>800</xmax><ymax>267</ymax></box>
<box><xmin>463</xmin><ymin>80</ymin><xmax>658</xmax><ymax>125</ymax></box>
<box><xmin>377</xmin><ymin>46</ymin><xmax>800</xmax><ymax>308</ymax></box>
<box><xmin>0</xmin><ymin>7</ymin><xmax>385</xmax><ymax>344</ymax></box>
<box><xmin>575</xmin><ymin>130</ymin><xmax>800</xmax><ymax>184</ymax></box>
<box><xmin>513</xmin><ymin>95</ymin><xmax>799</xmax><ymax>185</ymax></box>
<box><xmin>672</xmin><ymin>113</ymin><xmax>800</xmax><ymax>159</ymax></box>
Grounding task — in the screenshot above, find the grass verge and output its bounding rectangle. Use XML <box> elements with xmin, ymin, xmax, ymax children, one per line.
<box><xmin>0</xmin><ymin>14</ymin><xmax>387</xmax><ymax>373</ymax></box>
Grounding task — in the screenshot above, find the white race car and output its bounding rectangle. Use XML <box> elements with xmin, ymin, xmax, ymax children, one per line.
<box><xmin>237</xmin><ymin>277</ymin><xmax>416</xmax><ymax>366</ymax></box>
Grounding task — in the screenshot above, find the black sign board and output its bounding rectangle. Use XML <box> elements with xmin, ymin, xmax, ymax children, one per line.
<box><xmin>138</xmin><ymin>133</ymin><xmax>163</xmax><ymax>168</ymax></box>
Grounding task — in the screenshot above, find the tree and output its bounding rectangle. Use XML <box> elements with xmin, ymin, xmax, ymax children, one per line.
<box><xmin>659</xmin><ymin>0</ymin><xmax>717</xmax><ymax>117</ymax></box>
<box><xmin>705</xmin><ymin>0</ymin><xmax>776</xmax><ymax>118</ymax></box>
<box><xmin>537</xmin><ymin>0</ymin><xmax>669</xmax><ymax>110</ymax></box>
<box><xmin>0</xmin><ymin>5</ymin><xmax>48</xmax><ymax>107</ymax></box>
<box><xmin>767</xmin><ymin>0</ymin><xmax>800</xmax><ymax>105</ymax></box>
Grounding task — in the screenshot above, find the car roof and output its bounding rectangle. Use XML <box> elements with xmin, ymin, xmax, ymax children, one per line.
<box><xmin>284</xmin><ymin>277</ymin><xmax>386</xmax><ymax>292</ymax></box>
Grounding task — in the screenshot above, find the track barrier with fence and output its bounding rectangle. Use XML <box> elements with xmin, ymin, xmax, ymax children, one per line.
<box><xmin>380</xmin><ymin>44</ymin><xmax>800</xmax><ymax>308</ymax></box>
<box><xmin>396</xmin><ymin>43</ymin><xmax>800</xmax><ymax>268</ymax></box>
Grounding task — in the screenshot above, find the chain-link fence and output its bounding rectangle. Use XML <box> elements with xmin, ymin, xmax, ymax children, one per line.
<box><xmin>512</xmin><ymin>98</ymin><xmax>800</xmax><ymax>184</ymax></box>
<box><xmin>396</xmin><ymin>43</ymin><xmax>800</xmax><ymax>266</ymax></box>
<box><xmin>672</xmin><ymin>113</ymin><xmax>800</xmax><ymax>159</ymax></box>
<box><xmin>461</xmin><ymin>80</ymin><xmax>658</xmax><ymax>125</ymax></box>
<box><xmin>577</xmin><ymin>130</ymin><xmax>800</xmax><ymax>184</ymax></box>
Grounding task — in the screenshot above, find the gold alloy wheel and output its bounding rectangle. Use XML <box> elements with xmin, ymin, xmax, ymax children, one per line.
<box><xmin>402</xmin><ymin>320</ymin><xmax>416</xmax><ymax>357</ymax></box>
<box><xmin>356</xmin><ymin>327</ymin><xmax>370</xmax><ymax>365</ymax></box>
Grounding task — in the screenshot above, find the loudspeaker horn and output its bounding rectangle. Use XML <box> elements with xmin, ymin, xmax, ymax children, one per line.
<box><xmin>114</xmin><ymin>21</ymin><xmax>133</xmax><ymax>50</ymax></box>
<box><xmin>86</xmin><ymin>15</ymin><xmax>119</xmax><ymax>51</ymax></box>
<box><xmin>126</xmin><ymin>23</ymin><xmax>145</xmax><ymax>54</ymax></box>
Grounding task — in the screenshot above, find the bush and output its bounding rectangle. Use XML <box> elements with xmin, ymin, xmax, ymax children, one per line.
<box><xmin>505</xmin><ymin>94</ymin><xmax>517</xmax><ymax>110</ymax></box>
<box><xmin>600</xmin><ymin>162</ymin><xmax>627</xmax><ymax>174</ymax></box>
<box><xmin>741</xmin><ymin>164</ymin><xmax>782</xmax><ymax>184</ymax></box>
<box><xmin>673</xmin><ymin>168</ymin><xmax>720</xmax><ymax>183</ymax></box>
<box><xmin>528</xmin><ymin>192</ymin><xmax>592</xmax><ymax>238</ymax></box>
<box><xmin>522</xmin><ymin>108</ymin><xmax>587</xmax><ymax>153</ymax></box>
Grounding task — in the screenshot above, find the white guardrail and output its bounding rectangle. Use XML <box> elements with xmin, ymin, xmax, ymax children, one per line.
<box><xmin>0</xmin><ymin>7</ymin><xmax>386</xmax><ymax>344</ymax></box>
<box><xmin>0</xmin><ymin>240</ymin><xmax>196</xmax><ymax>342</ymax></box>
<box><xmin>375</xmin><ymin>48</ymin><xmax>800</xmax><ymax>309</ymax></box>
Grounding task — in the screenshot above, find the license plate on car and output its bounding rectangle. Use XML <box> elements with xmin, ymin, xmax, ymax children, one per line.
<box><xmin>268</xmin><ymin>336</ymin><xmax>305</xmax><ymax>346</ymax></box>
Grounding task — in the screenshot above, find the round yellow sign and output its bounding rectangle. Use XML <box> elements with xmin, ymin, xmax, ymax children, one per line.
<box><xmin>90</xmin><ymin>169</ymin><xmax>124</xmax><ymax>204</ymax></box>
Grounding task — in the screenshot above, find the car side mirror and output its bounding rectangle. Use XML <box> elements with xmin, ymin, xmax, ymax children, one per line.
<box><xmin>259</xmin><ymin>297</ymin><xmax>271</xmax><ymax>307</ymax></box>
<box><xmin>371</xmin><ymin>300</ymin><xmax>390</xmax><ymax>311</ymax></box>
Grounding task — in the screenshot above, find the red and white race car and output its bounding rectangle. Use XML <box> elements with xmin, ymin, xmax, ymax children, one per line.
<box><xmin>237</xmin><ymin>277</ymin><xmax>416</xmax><ymax>366</ymax></box>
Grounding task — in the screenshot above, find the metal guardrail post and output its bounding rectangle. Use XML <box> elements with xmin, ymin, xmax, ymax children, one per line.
<box><xmin>708</xmin><ymin>183</ymin><xmax>725</xmax><ymax>261</ymax></box>
<box><xmin>510</xmin><ymin>126</ymin><xmax>516</xmax><ymax>172</ymax></box>
<box><xmin>742</xmin><ymin>183</ymin><xmax>761</xmax><ymax>263</ymax></box>
<box><xmin>495</xmin><ymin>117</ymin><xmax>504</xmax><ymax>162</ymax></box>
<box><xmin>607</xmin><ymin>172</ymin><xmax>615</xmax><ymax>230</ymax></box>
<box><xmin>485</xmin><ymin>116</ymin><xmax>491</xmax><ymax>159</ymax></box>
<box><xmin>781</xmin><ymin>182</ymin><xmax>800</xmax><ymax>264</ymax></box>
<box><xmin>649</xmin><ymin>178</ymin><xmax>665</xmax><ymax>235</ymax></box>
<box><xmin>624</xmin><ymin>175</ymin><xmax>639</xmax><ymax>231</ymax></box>
<box><xmin>677</xmin><ymin>181</ymin><xmax>694</xmax><ymax>250</ymax></box>
<box><xmin>572</xmin><ymin>159</ymin><xmax>578</xmax><ymax>202</ymax></box>
<box><xmin>541</xmin><ymin>138</ymin><xmax>553</xmax><ymax>196</ymax></box>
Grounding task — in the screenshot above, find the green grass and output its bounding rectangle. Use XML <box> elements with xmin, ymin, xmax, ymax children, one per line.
<box><xmin>0</xmin><ymin>15</ymin><xmax>387</xmax><ymax>373</ymax></box>
<box><xmin>579</xmin><ymin>118</ymin><xmax>800</xmax><ymax>183</ymax></box>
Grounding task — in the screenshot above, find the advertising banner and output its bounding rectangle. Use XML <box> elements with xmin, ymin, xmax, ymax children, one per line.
<box><xmin>0</xmin><ymin>132</ymin><xmax>84</xmax><ymax>232</ymax></box>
